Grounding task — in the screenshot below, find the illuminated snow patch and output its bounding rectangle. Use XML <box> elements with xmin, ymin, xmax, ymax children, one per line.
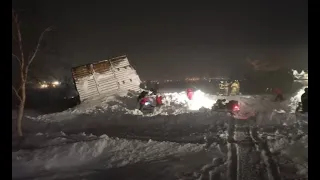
<box><xmin>162</xmin><ymin>90</ymin><xmax>216</xmax><ymax>111</ymax></box>
<box><xmin>188</xmin><ymin>90</ymin><xmax>216</xmax><ymax>110</ymax></box>
<box><xmin>163</xmin><ymin>91</ymin><xmax>189</xmax><ymax>105</ymax></box>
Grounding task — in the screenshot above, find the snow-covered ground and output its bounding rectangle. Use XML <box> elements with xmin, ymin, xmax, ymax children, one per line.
<box><xmin>12</xmin><ymin>84</ymin><xmax>308</xmax><ymax>180</ymax></box>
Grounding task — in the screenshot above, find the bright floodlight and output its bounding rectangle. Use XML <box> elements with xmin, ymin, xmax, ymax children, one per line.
<box><xmin>188</xmin><ymin>90</ymin><xmax>216</xmax><ymax>110</ymax></box>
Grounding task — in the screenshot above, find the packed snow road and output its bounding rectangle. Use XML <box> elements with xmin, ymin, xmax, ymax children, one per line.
<box><xmin>12</xmin><ymin>89</ymin><xmax>308</xmax><ymax>180</ymax></box>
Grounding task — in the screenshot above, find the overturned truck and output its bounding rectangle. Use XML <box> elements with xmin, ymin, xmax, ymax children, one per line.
<box><xmin>72</xmin><ymin>55</ymin><xmax>141</xmax><ymax>101</ymax></box>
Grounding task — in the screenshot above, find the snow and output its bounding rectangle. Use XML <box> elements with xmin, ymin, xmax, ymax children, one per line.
<box><xmin>27</xmin><ymin>87</ymin><xmax>303</xmax><ymax>123</ymax></box>
<box><xmin>288</xmin><ymin>85</ymin><xmax>307</xmax><ymax>113</ymax></box>
<box><xmin>12</xmin><ymin>132</ymin><xmax>206</xmax><ymax>179</ymax></box>
<box><xmin>13</xmin><ymin>85</ymin><xmax>308</xmax><ymax>180</ymax></box>
<box><xmin>292</xmin><ymin>69</ymin><xmax>308</xmax><ymax>80</ymax></box>
<box><xmin>94</xmin><ymin>72</ymin><xmax>115</xmax><ymax>81</ymax></box>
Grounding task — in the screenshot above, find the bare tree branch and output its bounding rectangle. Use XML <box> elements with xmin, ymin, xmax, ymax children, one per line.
<box><xmin>26</xmin><ymin>27</ymin><xmax>52</xmax><ymax>69</ymax></box>
<box><xmin>12</xmin><ymin>9</ymin><xmax>18</xmax><ymax>22</ymax></box>
<box><xmin>12</xmin><ymin>53</ymin><xmax>21</xmax><ymax>66</ymax></box>
<box><xmin>12</xmin><ymin>86</ymin><xmax>22</xmax><ymax>101</ymax></box>
<box><xmin>12</xmin><ymin>8</ymin><xmax>26</xmax><ymax>77</ymax></box>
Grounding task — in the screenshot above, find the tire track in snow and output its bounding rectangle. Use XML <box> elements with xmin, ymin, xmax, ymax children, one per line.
<box><xmin>234</xmin><ymin>123</ymin><xmax>262</xmax><ymax>180</ymax></box>
<box><xmin>227</xmin><ymin>117</ymin><xmax>282</xmax><ymax>180</ymax></box>
<box><xmin>227</xmin><ymin>118</ymin><xmax>237</xmax><ymax>180</ymax></box>
<box><xmin>250</xmin><ymin>127</ymin><xmax>282</xmax><ymax>180</ymax></box>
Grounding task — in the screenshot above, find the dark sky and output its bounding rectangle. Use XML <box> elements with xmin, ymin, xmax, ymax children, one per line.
<box><xmin>12</xmin><ymin>0</ymin><xmax>308</xmax><ymax>80</ymax></box>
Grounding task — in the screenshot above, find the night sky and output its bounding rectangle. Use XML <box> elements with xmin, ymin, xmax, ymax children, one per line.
<box><xmin>12</xmin><ymin>0</ymin><xmax>308</xmax><ymax>80</ymax></box>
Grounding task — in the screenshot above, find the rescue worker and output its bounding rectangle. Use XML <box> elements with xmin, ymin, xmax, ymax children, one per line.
<box><xmin>218</xmin><ymin>81</ymin><xmax>225</xmax><ymax>95</ymax></box>
<box><xmin>156</xmin><ymin>93</ymin><xmax>163</xmax><ymax>106</ymax></box>
<box><xmin>301</xmin><ymin>88</ymin><xmax>308</xmax><ymax>113</ymax></box>
<box><xmin>230</xmin><ymin>80</ymin><xmax>240</xmax><ymax>96</ymax></box>
<box><xmin>139</xmin><ymin>97</ymin><xmax>149</xmax><ymax>110</ymax></box>
<box><xmin>235</xmin><ymin>80</ymin><xmax>240</xmax><ymax>95</ymax></box>
<box><xmin>137</xmin><ymin>91</ymin><xmax>148</xmax><ymax>103</ymax></box>
<box><xmin>223</xmin><ymin>81</ymin><xmax>230</xmax><ymax>96</ymax></box>
<box><xmin>187</xmin><ymin>88</ymin><xmax>194</xmax><ymax>100</ymax></box>
<box><xmin>273</xmin><ymin>87</ymin><xmax>284</xmax><ymax>102</ymax></box>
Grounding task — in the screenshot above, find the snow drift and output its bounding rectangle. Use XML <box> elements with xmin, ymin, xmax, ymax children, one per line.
<box><xmin>12</xmin><ymin>132</ymin><xmax>205</xmax><ymax>179</ymax></box>
<box><xmin>26</xmin><ymin>87</ymin><xmax>303</xmax><ymax>123</ymax></box>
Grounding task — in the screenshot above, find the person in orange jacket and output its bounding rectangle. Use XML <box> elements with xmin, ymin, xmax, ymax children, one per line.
<box><xmin>186</xmin><ymin>88</ymin><xmax>194</xmax><ymax>100</ymax></box>
<box><xmin>273</xmin><ymin>87</ymin><xmax>284</xmax><ymax>102</ymax></box>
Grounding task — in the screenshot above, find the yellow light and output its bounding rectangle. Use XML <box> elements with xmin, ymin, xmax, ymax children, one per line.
<box><xmin>40</xmin><ymin>84</ymin><xmax>48</xmax><ymax>88</ymax></box>
<box><xmin>52</xmin><ymin>81</ymin><xmax>60</xmax><ymax>85</ymax></box>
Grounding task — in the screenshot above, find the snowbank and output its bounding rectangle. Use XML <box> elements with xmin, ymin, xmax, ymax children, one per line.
<box><xmin>292</xmin><ymin>69</ymin><xmax>308</xmax><ymax>80</ymax></box>
<box><xmin>12</xmin><ymin>132</ymin><xmax>205</xmax><ymax>178</ymax></box>
<box><xmin>266</xmin><ymin>129</ymin><xmax>308</xmax><ymax>177</ymax></box>
<box><xmin>25</xmin><ymin>90</ymin><xmax>217</xmax><ymax>122</ymax></box>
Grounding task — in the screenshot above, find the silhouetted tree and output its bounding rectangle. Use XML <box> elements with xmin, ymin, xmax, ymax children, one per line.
<box><xmin>12</xmin><ymin>9</ymin><xmax>52</xmax><ymax>136</ymax></box>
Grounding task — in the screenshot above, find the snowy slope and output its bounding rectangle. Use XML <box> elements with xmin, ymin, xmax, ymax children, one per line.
<box><xmin>13</xmin><ymin>85</ymin><xmax>308</xmax><ymax>180</ymax></box>
<box><xmin>19</xmin><ymin>87</ymin><xmax>308</xmax><ymax>142</ymax></box>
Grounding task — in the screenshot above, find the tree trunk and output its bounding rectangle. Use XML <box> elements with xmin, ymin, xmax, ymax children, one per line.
<box><xmin>17</xmin><ymin>82</ymin><xmax>26</xmax><ymax>137</ymax></box>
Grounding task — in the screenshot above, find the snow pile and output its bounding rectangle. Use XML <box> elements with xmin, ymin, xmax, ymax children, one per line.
<box><xmin>292</xmin><ymin>69</ymin><xmax>308</xmax><ymax>80</ymax></box>
<box><xmin>163</xmin><ymin>90</ymin><xmax>216</xmax><ymax>110</ymax></box>
<box><xmin>163</xmin><ymin>91</ymin><xmax>189</xmax><ymax>105</ymax></box>
<box><xmin>27</xmin><ymin>90</ymin><xmax>217</xmax><ymax>122</ymax></box>
<box><xmin>12</xmin><ymin>132</ymin><xmax>205</xmax><ymax>178</ymax></box>
<box><xmin>188</xmin><ymin>90</ymin><xmax>216</xmax><ymax>110</ymax></box>
<box><xmin>26</xmin><ymin>91</ymin><xmax>133</xmax><ymax>122</ymax></box>
<box><xmin>24</xmin><ymin>86</ymin><xmax>308</xmax><ymax>124</ymax></box>
<box><xmin>265</xmin><ymin>129</ymin><xmax>308</xmax><ymax>177</ymax></box>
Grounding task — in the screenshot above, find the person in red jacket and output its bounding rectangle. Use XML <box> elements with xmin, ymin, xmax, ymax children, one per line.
<box><xmin>156</xmin><ymin>94</ymin><xmax>163</xmax><ymax>106</ymax></box>
<box><xmin>139</xmin><ymin>97</ymin><xmax>149</xmax><ymax>110</ymax></box>
<box><xmin>273</xmin><ymin>87</ymin><xmax>284</xmax><ymax>102</ymax></box>
<box><xmin>187</xmin><ymin>88</ymin><xmax>194</xmax><ymax>100</ymax></box>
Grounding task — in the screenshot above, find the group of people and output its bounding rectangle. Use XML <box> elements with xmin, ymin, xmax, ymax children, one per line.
<box><xmin>137</xmin><ymin>87</ymin><xmax>163</xmax><ymax>110</ymax></box>
<box><xmin>136</xmin><ymin>81</ymin><xmax>308</xmax><ymax>114</ymax></box>
<box><xmin>219</xmin><ymin>80</ymin><xmax>240</xmax><ymax>96</ymax></box>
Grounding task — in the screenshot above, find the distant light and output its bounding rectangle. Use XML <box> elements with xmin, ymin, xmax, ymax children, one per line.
<box><xmin>52</xmin><ymin>81</ymin><xmax>61</xmax><ymax>85</ymax></box>
<box><xmin>40</xmin><ymin>84</ymin><xmax>49</xmax><ymax>88</ymax></box>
